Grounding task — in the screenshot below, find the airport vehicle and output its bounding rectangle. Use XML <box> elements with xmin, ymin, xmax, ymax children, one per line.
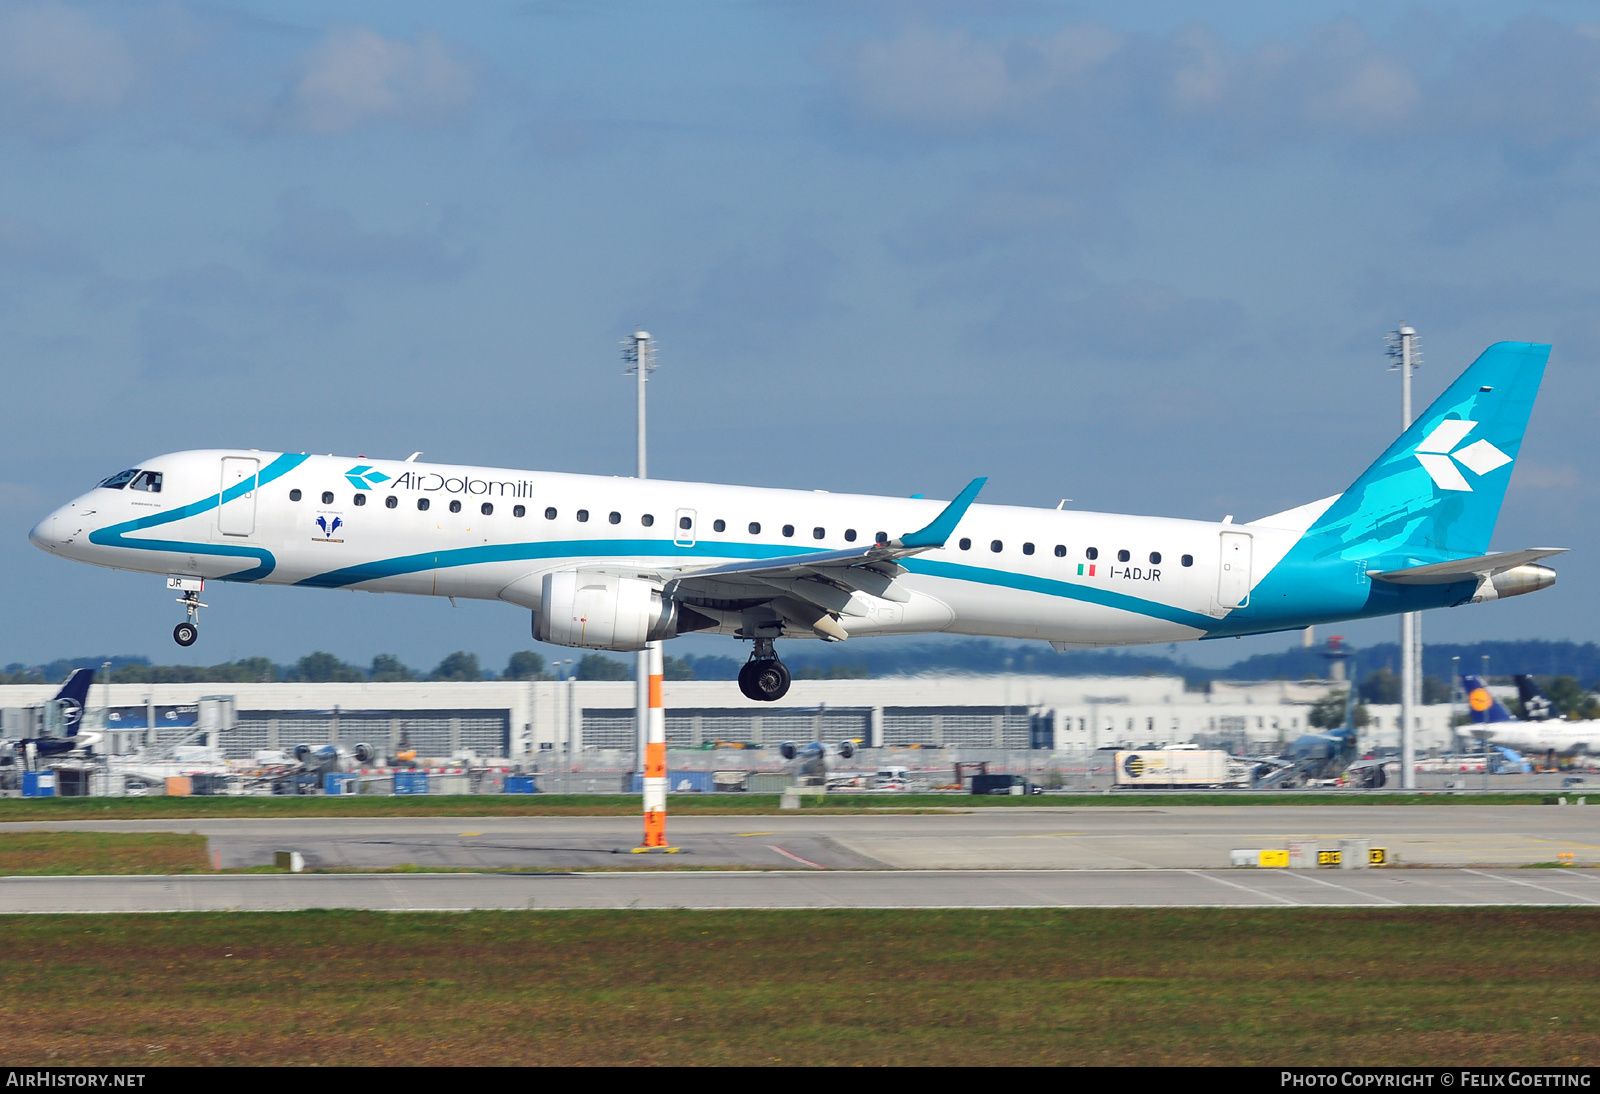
<box><xmin>1114</xmin><ymin>749</ymin><xmax>1237</xmax><ymax>788</ymax></box>
<box><xmin>1461</xmin><ymin>674</ymin><xmax>1600</xmax><ymax>753</ymax></box>
<box><xmin>0</xmin><ymin>669</ymin><xmax>99</xmax><ymax>769</ymax></box>
<box><xmin>30</xmin><ymin>343</ymin><xmax>1563</xmax><ymax>702</ymax></box>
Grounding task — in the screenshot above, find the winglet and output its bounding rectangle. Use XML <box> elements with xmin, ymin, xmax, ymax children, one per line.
<box><xmin>896</xmin><ymin>477</ymin><xmax>986</xmax><ymax>549</ymax></box>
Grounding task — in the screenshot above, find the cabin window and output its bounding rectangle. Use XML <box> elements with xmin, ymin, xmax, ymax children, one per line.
<box><xmin>1149</xmin><ymin>551</ymin><xmax>1161</xmax><ymax>564</ymax></box>
<box><xmin>1054</xmin><ymin>545</ymin><xmax>1066</xmax><ymax>557</ymax></box>
<box><xmin>990</xmin><ymin>540</ymin><xmax>1003</xmax><ymax>553</ymax></box>
<box><xmin>513</xmin><ymin>505</ymin><xmax>525</xmax><ymax>518</ymax></box>
<box><xmin>418</xmin><ymin>498</ymin><xmax>430</xmax><ymax>511</ymax></box>
<box><xmin>609</xmin><ymin>511</ymin><xmax>621</xmax><ymax>525</ymax></box>
<box><xmin>1022</xmin><ymin>542</ymin><xmax>1034</xmax><ymax>555</ymax></box>
<box><xmin>385</xmin><ymin>495</ymin><xmax>397</xmax><ymax>509</ymax></box>
<box><xmin>131</xmin><ymin>471</ymin><xmax>163</xmax><ymax>493</ymax></box>
<box><xmin>679</xmin><ymin>516</ymin><xmax>692</xmax><ymax>530</ymax></box>
<box><xmin>713</xmin><ymin>519</ymin><xmax>726</xmax><ymax>532</ymax></box>
<box><xmin>481</xmin><ymin>502</ymin><xmax>494</xmax><ymax>516</ymax></box>
<box><xmin>449</xmin><ymin>500</ymin><xmax>462</xmax><ymax>514</ymax></box>
<box><xmin>353</xmin><ymin>494</ymin><xmax>366</xmax><ymax>507</ymax></box>
<box><xmin>1085</xmin><ymin>547</ymin><xmax>1098</xmax><ymax>560</ymax></box>
<box><xmin>1181</xmin><ymin>554</ymin><xmax>1194</xmax><ymax>567</ymax></box>
<box><xmin>813</xmin><ymin>527</ymin><xmax>825</xmax><ymax>540</ymax></box>
<box><xmin>1117</xmin><ymin>549</ymin><xmax>1130</xmax><ymax>562</ymax></box>
<box><xmin>576</xmin><ymin>509</ymin><xmax>589</xmax><ymax>522</ymax></box>
<box><xmin>782</xmin><ymin>525</ymin><xmax>794</xmax><ymax>538</ymax></box>
<box><xmin>545</xmin><ymin>507</ymin><xmax>557</xmax><ymax>520</ymax></box>
<box><xmin>748</xmin><ymin>522</ymin><xmax>761</xmax><ymax>534</ymax></box>
<box><xmin>321</xmin><ymin>491</ymin><xmax>334</xmax><ymax>505</ymax></box>
<box><xmin>99</xmin><ymin>469</ymin><xmax>139</xmax><ymax>490</ymax></box>
<box><xmin>289</xmin><ymin>489</ymin><xmax>302</xmax><ymax>502</ymax></box>
<box><xmin>959</xmin><ymin>538</ymin><xmax>971</xmax><ymax>550</ymax></box>
<box><xmin>641</xmin><ymin>513</ymin><xmax>654</xmax><ymax>527</ymax></box>
<box><xmin>876</xmin><ymin>531</ymin><xmax>888</xmax><ymax>544</ymax></box>
<box><xmin>844</xmin><ymin>529</ymin><xmax>857</xmax><ymax>542</ymax></box>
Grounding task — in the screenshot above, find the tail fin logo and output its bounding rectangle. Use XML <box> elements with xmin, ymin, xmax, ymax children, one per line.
<box><xmin>1413</xmin><ymin>420</ymin><xmax>1512</xmax><ymax>492</ymax></box>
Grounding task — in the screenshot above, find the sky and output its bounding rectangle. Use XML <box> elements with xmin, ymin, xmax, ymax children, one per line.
<box><xmin>3</xmin><ymin>0</ymin><xmax>1599</xmax><ymax>673</ymax></box>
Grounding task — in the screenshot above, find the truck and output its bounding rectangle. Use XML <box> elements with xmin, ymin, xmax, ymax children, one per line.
<box><xmin>1113</xmin><ymin>749</ymin><xmax>1232</xmax><ymax>788</ymax></box>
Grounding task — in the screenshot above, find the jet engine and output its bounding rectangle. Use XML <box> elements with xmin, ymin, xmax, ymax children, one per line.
<box><xmin>778</xmin><ymin>741</ymin><xmax>856</xmax><ymax>761</ymax></box>
<box><xmin>533</xmin><ymin>571</ymin><xmax>679</xmax><ymax>651</ymax></box>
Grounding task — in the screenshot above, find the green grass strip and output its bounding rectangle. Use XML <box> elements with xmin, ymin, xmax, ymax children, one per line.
<box><xmin>0</xmin><ymin>907</ymin><xmax>1595</xmax><ymax>1066</ymax></box>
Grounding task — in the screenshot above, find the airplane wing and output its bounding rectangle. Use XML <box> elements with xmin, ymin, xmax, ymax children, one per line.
<box><xmin>663</xmin><ymin>478</ymin><xmax>986</xmax><ymax>640</ymax></box>
<box><xmin>1368</xmin><ymin>547</ymin><xmax>1568</xmax><ymax>584</ymax></box>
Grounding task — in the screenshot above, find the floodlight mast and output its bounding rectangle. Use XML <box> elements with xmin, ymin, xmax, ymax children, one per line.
<box><xmin>622</xmin><ymin>329</ymin><xmax>668</xmax><ymax>848</ymax></box>
<box><xmin>1388</xmin><ymin>324</ymin><xmax>1421</xmax><ymax>789</ymax></box>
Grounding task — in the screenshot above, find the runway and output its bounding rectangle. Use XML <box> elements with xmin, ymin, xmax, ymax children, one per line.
<box><xmin>6</xmin><ymin>804</ymin><xmax>1599</xmax><ymax>870</ymax></box>
<box><xmin>3</xmin><ymin>866</ymin><xmax>1600</xmax><ymax>912</ymax></box>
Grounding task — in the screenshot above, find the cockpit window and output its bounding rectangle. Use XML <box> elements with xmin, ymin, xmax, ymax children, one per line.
<box><xmin>129</xmin><ymin>471</ymin><xmax>162</xmax><ymax>493</ymax></box>
<box><xmin>99</xmin><ymin>469</ymin><xmax>139</xmax><ymax>490</ymax></box>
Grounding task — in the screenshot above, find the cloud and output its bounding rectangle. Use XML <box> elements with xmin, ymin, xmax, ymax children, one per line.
<box><xmin>273</xmin><ymin>27</ymin><xmax>477</xmax><ymax>134</ymax></box>
<box><xmin>0</xmin><ymin>215</ymin><xmax>95</xmax><ymax>276</ymax></box>
<box><xmin>268</xmin><ymin>195</ymin><xmax>472</xmax><ymax>280</ymax></box>
<box><xmin>0</xmin><ymin>482</ymin><xmax>41</xmax><ymax>513</ymax></box>
<box><xmin>0</xmin><ymin>2</ymin><xmax>141</xmax><ymax>139</ymax></box>
<box><xmin>979</xmin><ymin>278</ymin><xmax>1244</xmax><ymax>360</ymax></box>
<box><xmin>827</xmin><ymin>15</ymin><xmax>1600</xmax><ymax>153</ymax></box>
<box><xmin>639</xmin><ymin>233</ymin><xmax>843</xmax><ymax>354</ymax></box>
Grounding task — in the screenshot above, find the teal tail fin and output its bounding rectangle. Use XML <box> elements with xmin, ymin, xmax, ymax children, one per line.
<box><xmin>1304</xmin><ymin>341</ymin><xmax>1549</xmax><ymax>567</ymax></box>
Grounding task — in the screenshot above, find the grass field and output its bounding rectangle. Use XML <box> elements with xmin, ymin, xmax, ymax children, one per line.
<box><xmin>0</xmin><ymin>832</ymin><xmax>210</xmax><ymax>875</ymax></box>
<box><xmin>0</xmin><ymin>791</ymin><xmax>1561</xmax><ymax>822</ymax></box>
<box><xmin>0</xmin><ymin>908</ymin><xmax>1594</xmax><ymax>1066</ymax></box>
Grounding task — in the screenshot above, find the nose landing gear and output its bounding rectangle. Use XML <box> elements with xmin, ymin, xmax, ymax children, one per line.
<box><xmin>173</xmin><ymin>588</ymin><xmax>206</xmax><ymax>647</ymax></box>
<box><xmin>737</xmin><ymin>637</ymin><xmax>791</xmax><ymax>702</ymax></box>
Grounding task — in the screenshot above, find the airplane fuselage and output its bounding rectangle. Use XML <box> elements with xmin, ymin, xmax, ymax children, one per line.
<box><xmin>30</xmin><ymin>449</ymin><xmax>1482</xmax><ymax>650</ymax></box>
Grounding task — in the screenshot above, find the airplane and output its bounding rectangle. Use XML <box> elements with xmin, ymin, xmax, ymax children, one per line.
<box><xmin>0</xmin><ymin>668</ymin><xmax>99</xmax><ymax>768</ymax></box>
<box><xmin>1461</xmin><ymin>673</ymin><xmax>1600</xmax><ymax>754</ymax></box>
<box><xmin>30</xmin><ymin>341</ymin><xmax>1565</xmax><ymax>703</ymax></box>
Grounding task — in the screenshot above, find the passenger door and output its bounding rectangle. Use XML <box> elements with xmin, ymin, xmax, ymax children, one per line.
<box><xmin>1217</xmin><ymin>531</ymin><xmax>1253</xmax><ymax>609</ymax></box>
<box><xmin>218</xmin><ymin>457</ymin><xmax>259</xmax><ymax>537</ymax></box>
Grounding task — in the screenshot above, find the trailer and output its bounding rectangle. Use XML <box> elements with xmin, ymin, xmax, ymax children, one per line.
<box><xmin>1114</xmin><ymin>749</ymin><xmax>1238</xmax><ymax>788</ymax></box>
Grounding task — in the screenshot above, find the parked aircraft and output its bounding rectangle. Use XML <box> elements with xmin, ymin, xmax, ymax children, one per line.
<box><xmin>1462</xmin><ymin>674</ymin><xmax>1600</xmax><ymax>754</ymax></box>
<box><xmin>30</xmin><ymin>342</ymin><xmax>1563</xmax><ymax>702</ymax></box>
<box><xmin>0</xmin><ymin>668</ymin><xmax>99</xmax><ymax>767</ymax></box>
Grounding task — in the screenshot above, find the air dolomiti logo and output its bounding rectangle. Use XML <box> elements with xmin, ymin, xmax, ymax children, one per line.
<box><xmin>1413</xmin><ymin>420</ymin><xmax>1511</xmax><ymax>492</ymax></box>
<box><xmin>344</xmin><ymin>465</ymin><xmax>390</xmax><ymax>491</ymax></box>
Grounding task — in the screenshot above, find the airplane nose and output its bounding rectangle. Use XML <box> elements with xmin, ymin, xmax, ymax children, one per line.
<box><xmin>29</xmin><ymin>508</ymin><xmax>70</xmax><ymax>554</ymax></box>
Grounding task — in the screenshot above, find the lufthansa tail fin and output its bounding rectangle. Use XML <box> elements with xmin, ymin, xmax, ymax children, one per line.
<box><xmin>1512</xmin><ymin>674</ymin><xmax>1560</xmax><ymax>721</ymax></box>
<box><xmin>1303</xmin><ymin>342</ymin><xmax>1549</xmax><ymax>568</ymax></box>
<box><xmin>53</xmin><ymin>667</ymin><xmax>94</xmax><ymax>735</ymax></box>
<box><xmin>1462</xmin><ymin>674</ymin><xmax>1519</xmax><ymax>724</ymax></box>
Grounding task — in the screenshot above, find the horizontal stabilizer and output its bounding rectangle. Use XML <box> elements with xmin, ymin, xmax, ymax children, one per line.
<box><xmin>1369</xmin><ymin>548</ymin><xmax>1568</xmax><ymax>585</ymax></box>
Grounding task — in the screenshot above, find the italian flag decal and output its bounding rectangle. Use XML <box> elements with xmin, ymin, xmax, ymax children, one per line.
<box><xmin>1078</xmin><ymin>564</ymin><xmax>1096</xmax><ymax>576</ymax></box>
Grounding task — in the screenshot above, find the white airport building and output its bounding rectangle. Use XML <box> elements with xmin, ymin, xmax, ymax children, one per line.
<box><xmin>0</xmin><ymin>674</ymin><xmax>1464</xmax><ymax>762</ymax></box>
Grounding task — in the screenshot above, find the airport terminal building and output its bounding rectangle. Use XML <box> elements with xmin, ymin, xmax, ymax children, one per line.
<box><xmin>0</xmin><ymin>674</ymin><xmax>1463</xmax><ymax>762</ymax></box>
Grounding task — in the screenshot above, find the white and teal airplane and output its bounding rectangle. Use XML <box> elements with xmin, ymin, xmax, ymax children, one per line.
<box><xmin>30</xmin><ymin>342</ymin><xmax>1565</xmax><ymax>702</ymax></box>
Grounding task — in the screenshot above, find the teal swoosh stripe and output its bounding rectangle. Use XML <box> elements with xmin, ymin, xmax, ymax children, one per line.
<box><xmin>901</xmin><ymin>558</ymin><xmax>1217</xmax><ymax>631</ymax></box>
<box><xmin>294</xmin><ymin>538</ymin><xmax>824</xmax><ymax>588</ymax></box>
<box><xmin>88</xmin><ymin>454</ymin><xmax>308</xmax><ymax>582</ymax></box>
<box><xmin>299</xmin><ymin>533</ymin><xmax>1210</xmax><ymax>631</ymax></box>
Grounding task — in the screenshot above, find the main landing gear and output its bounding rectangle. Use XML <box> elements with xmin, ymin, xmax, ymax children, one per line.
<box><xmin>737</xmin><ymin>637</ymin><xmax>791</xmax><ymax>702</ymax></box>
<box><xmin>173</xmin><ymin>589</ymin><xmax>206</xmax><ymax>647</ymax></box>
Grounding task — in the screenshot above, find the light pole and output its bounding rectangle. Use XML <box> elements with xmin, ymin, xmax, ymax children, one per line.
<box><xmin>622</xmin><ymin>329</ymin><xmax>668</xmax><ymax>848</ymax></box>
<box><xmin>1388</xmin><ymin>324</ymin><xmax>1421</xmax><ymax>788</ymax></box>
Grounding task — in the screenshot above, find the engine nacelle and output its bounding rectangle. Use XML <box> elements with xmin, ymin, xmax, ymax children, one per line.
<box><xmin>353</xmin><ymin>742</ymin><xmax>376</xmax><ymax>765</ymax></box>
<box><xmin>1471</xmin><ymin>564</ymin><xmax>1557</xmax><ymax>603</ymax></box>
<box><xmin>534</xmin><ymin>571</ymin><xmax>677</xmax><ymax>651</ymax></box>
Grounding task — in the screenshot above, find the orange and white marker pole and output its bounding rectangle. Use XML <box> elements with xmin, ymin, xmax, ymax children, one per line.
<box><xmin>639</xmin><ymin>641</ymin><xmax>669</xmax><ymax>848</ymax></box>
